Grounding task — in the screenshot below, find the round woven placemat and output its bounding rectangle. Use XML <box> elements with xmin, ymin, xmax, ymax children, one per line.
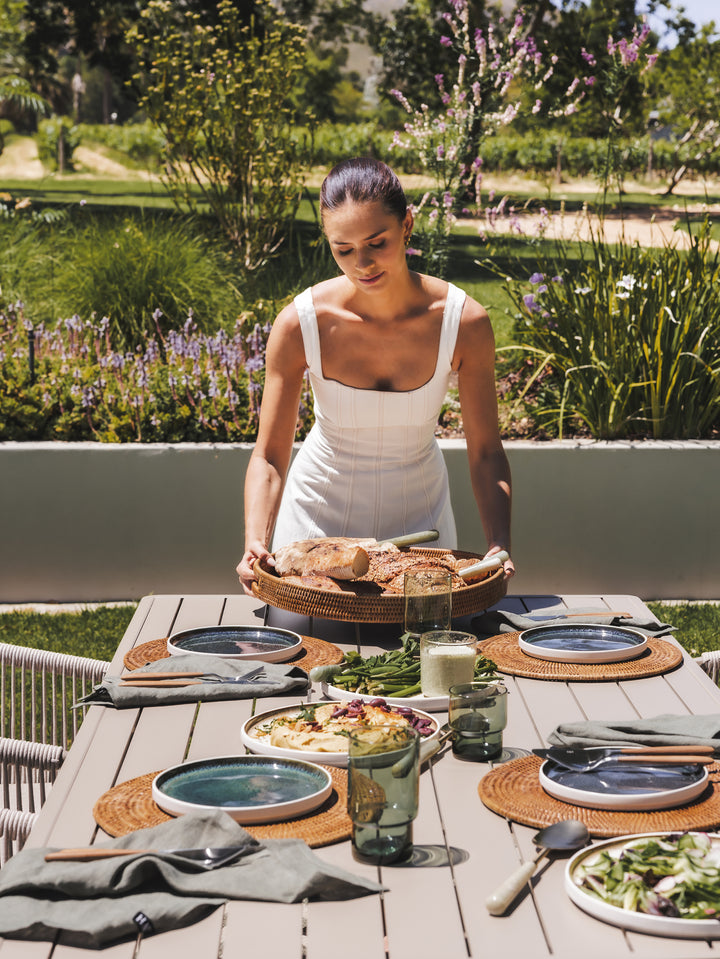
<box><xmin>478</xmin><ymin>755</ymin><xmax>720</xmax><ymax>837</ymax></box>
<box><xmin>93</xmin><ymin>765</ymin><xmax>350</xmax><ymax>847</ymax></box>
<box><xmin>477</xmin><ymin>632</ymin><xmax>683</xmax><ymax>681</ymax></box>
<box><xmin>252</xmin><ymin>548</ymin><xmax>507</xmax><ymax>623</ymax></box>
<box><xmin>123</xmin><ymin>635</ymin><xmax>344</xmax><ymax>673</ymax></box>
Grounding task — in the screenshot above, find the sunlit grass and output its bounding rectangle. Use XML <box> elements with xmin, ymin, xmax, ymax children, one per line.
<box><xmin>0</xmin><ymin>606</ymin><xmax>138</xmax><ymax>662</ymax></box>
<box><xmin>0</xmin><ymin>602</ymin><xmax>717</xmax><ymax>663</ymax></box>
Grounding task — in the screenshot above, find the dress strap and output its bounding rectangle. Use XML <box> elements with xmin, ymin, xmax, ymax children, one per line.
<box><xmin>293</xmin><ymin>288</ymin><xmax>322</xmax><ymax>374</ymax></box>
<box><xmin>440</xmin><ymin>282</ymin><xmax>466</xmax><ymax>366</ymax></box>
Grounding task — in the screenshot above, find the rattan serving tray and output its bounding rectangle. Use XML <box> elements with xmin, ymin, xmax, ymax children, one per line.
<box><xmin>478</xmin><ymin>632</ymin><xmax>683</xmax><ymax>681</ymax></box>
<box><xmin>94</xmin><ymin>765</ymin><xmax>350</xmax><ymax>848</ymax></box>
<box><xmin>478</xmin><ymin>755</ymin><xmax>720</xmax><ymax>837</ymax></box>
<box><xmin>252</xmin><ymin>548</ymin><xmax>507</xmax><ymax>623</ymax></box>
<box><xmin>123</xmin><ymin>635</ymin><xmax>344</xmax><ymax>673</ymax></box>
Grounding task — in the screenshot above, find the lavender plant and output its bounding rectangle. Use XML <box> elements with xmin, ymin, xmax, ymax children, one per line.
<box><xmin>390</xmin><ymin>0</ymin><xmax>587</xmax><ymax>274</ymax></box>
<box><xmin>0</xmin><ymin>302</ymin><xmax>315</xmax><ymax>443</ymax></box>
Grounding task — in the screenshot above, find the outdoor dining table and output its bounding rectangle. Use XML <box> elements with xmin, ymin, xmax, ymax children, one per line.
<box><xmin>5</xmin><ymin>589</ymin><xmax>720</xmax><ymax>958</ymax></box>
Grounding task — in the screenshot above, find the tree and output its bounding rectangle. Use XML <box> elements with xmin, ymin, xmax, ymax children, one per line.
<box><xmin>650</xmin><ymin>24</ymin><xmax>720</xmax><ymax>194</ymax></box>
<box><xmin>128</xmin><ymin>0</ymin><xmax>310</xmax><ymax>272</ymax></box>
<box><xmin>0</xmin><ymin>0</ymin><xmax>50</xmax><ymax>144</ymax></box>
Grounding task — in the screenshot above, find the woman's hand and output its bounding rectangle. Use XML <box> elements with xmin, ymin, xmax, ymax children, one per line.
<box><xmin>237</xmin><ymin>541</ymin><xmax>274</xmax><ymax>596</ymax></box>
<box><xmin>484</xmin><ymin>545</ymin><xmax>515</xmax><ymax>581</ymax></box>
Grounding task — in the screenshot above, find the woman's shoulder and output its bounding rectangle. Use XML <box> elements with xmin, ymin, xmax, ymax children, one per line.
<box><xmin>415</xmin><ymin>273</ymin><xmax>488</xmax><ymax>321</ymax></box>
<box><xmin>309</xmin><ymin>276</ymin><xmax>351</xmax><ymax>311</ymax></box>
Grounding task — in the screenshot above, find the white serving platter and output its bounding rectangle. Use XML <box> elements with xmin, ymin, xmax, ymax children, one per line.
<box><xmin>321</xmin><ymin>682</ymin><xmax>448</xmax><ymax>713</ymax></box>
<box><xmin>540</xmin><ymin>758</ymin><xmax>708</xmax><ymax>811</ymax></box>
<box><xmin>166</xmin><ymin>624</ymin><xmax>303</xmax><ymax>663</ymax></box>
<box><xmin>151</xmin><ymin>755</ymin><xmax>332</xmax><ymax>824</ymax></box>
<box><xmin>241</xmin><ymin>701</ymin><xmax>439</xmax><ymax>768</ymax></box>
<box><xmin>565</xmin><ymin>832</ymin><xmax>720</xmax><ymax>938</ymax></box>
<box><xmin>518</xmin><ymin>623</ymin><xmax>648</xmax><ymax>664</ymax></box>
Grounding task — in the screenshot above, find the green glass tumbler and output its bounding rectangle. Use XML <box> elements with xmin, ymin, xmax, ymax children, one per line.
<box><xmin>448</xmin><ymin>681</ymin><xmax>508</xmax><ymax>761</ymax></box>
<box><xmin>347</xmin><ymin>724</ymin><xmax>420</xmax><ymax>864</ymax></box>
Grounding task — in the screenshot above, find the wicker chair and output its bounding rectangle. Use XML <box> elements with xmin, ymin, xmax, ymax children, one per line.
<box><xmin>695</xmin><ymin>650</ymin><xmax>720</xmax><ymax>685</ymax></box>
<box><xmin>0</xmin><ymin>807</ymin><xmax>38</xmax><ymax>866</ymax></box>
<box><xmin>1</xmin><ymin>736</ymin><xmax>66</xmax><ymax>813</ymax></box>
<box><xmin>0</xmin><ymin>642</ymin><xmax>111</xmax><ymax>748</ymax></box>
<box><xmin>0</xmin><ymin>644</ymin><xmax>109</xmax><ymax>864</ymax></box>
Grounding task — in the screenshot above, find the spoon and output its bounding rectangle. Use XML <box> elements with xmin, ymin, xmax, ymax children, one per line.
<box><xmin>485</xmin><ymin>819</ymin><xmax>590</xmax><ymax>915</ymax></box>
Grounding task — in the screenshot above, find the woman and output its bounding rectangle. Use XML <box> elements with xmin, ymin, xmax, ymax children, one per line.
<box><xmin>237</xmin><ymin>157</ymin><xmax>513</xmax><ymax>594</ymax></box>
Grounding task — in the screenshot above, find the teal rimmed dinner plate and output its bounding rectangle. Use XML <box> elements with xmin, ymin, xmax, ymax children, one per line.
<box><xmin>166</xmin><ymin>625</ymin><xmax>303</xmax><ymax>663</ymax></box>
<box><xmin>518</xmin><ymin>624</ymin><xmax>648</xmax><ymax>664</ymax></box>
<box><xmin>152</xmin><ymin>755</ymin><xmax>332</xmax><ymax>824</ymax></box>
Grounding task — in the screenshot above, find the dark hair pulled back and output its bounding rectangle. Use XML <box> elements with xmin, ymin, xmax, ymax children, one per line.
<box><xmin>320</xmin><ymin>157</ymin><xmax>407</xmax><ymax>224</ymax></box>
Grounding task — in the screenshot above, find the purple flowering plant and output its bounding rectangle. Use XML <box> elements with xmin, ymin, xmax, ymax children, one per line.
<box><xmin>0</xmin><ymin>301</ymin><xmax>314</xmax><ymax>443</ymax></box>
<box><xmin>390</xmin><ymin>1</ymin><xmax>587</xmax><ymax>273</ymax></box>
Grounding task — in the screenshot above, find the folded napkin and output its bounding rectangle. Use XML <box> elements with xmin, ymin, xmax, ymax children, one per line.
<box><xmin>547</xmin><ymin>713</ymin><xmax>720</xmax><ymax>749</ymax></box>
<box><xmin>0</xmin><ymin>810</ymin><xmax>383</xmax><ymax>948</ymax></box>
<box><xmin>77</xmin><ymin>654</ymin><xmax>309</xmax><ymax>708</ymax></box>
<box><xmin>472</xmin><ymin>607</ymin><xmax>673</xmax><ymax>640</ymax></box>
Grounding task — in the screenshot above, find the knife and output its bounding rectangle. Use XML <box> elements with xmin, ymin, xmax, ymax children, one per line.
<box><xmin>534</xmin><ymin>746</ymin><xmax>716</xmax><ymax>767</ymax></box>
<box><xmin>459</xmin><ymin>551</ymin><xmax>510</xmax><ymax>579</ymax></box>
<box><xmin>523</xmin><ymin>611</ymin><xmax>631</xmax><ymax>621</ymax></box>
<box><xmin>383</xmin><ymin>529</ymin><xmax>439</xmax><ymax>548</ymax></box>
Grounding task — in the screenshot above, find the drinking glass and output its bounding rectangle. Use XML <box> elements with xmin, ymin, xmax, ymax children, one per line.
<box><xmin>347</xmin><ymin>724</ymin><xmax>420</xmax><ymax>865</ymax></box>
<box><xmin>448</xmin><ymin>681</ymin><xmax>508</xmax><ymax>761</ymax></box>
<box><xmin>403</xmin><ymin>570</ymin><xmax>452</xmax><ymax>638</ymax></box>
<box><xmin>419</xmin><ymin>630</ymin><xmax>477</xmax><ymax>697</ymax></box>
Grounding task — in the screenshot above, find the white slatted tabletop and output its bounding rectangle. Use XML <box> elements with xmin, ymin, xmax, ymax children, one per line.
<box><xmin>3</xmin><ymin>593</ymin><xmax>720</xmax><ymax>959</ymax></box>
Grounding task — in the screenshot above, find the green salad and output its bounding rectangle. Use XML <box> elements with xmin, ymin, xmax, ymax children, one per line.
<box><xmin>309</xmin><ymin>633</ymin><xmax>497</xmax><ymax>698</ymax></box>
<box><xmin>573</xmin><ymin>833</ymin><xmax>720</xmax><ymax>921</ymax></box>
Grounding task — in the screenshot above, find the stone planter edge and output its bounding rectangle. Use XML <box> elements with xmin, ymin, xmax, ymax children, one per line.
<box><xmin>2</xmin><ymin>439</ymin><xmax>718</xmax><ymax>602</ymax></box>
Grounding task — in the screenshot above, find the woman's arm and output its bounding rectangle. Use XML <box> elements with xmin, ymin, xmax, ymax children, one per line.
<box><xmin>454</xmin><ymin>297</ymin><xmax>515</xmax><ymax>579</ymax></box>
<box><xmin>237</xmin><ymin>302</ymin><xmax>308</xmax><ymax>594</ymax></box>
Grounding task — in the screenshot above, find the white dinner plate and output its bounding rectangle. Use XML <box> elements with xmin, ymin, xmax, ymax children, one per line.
<box><xmin>151</xmin><ymin>755</ymin><xmax>332</xmax><ymax>824</ymax></box>
<box><xmin>241</xmin><ymin>701</ymin><xmax>439</xmax><ymax>767</ymax></box>
<box><xmin>166</xmin><ymin>625</ymin><xmax>303</xmax><ymax>663</ymax></box>
<box><xmin>518</xmin><ymin>623</ymin><xmax>648</xmax><ymax>664</ymax></box>
<box><xmin>565</xmin><ymin>832</ymin><xmax>720</xmax><ymax>938</ymax></box>
<box><xmin>321</xmin><ymin>682</ymin><xmax>448</xmax><ymax>713</ymax></box>
<box><xmin>539</xmin><ymin>758</ymin><xmax>708</xmax><ymax>811</ymax></box>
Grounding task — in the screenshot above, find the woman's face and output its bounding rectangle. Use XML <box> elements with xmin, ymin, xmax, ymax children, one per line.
<box><xmin>322</xmin><ymin>199</ymin><xmax>413</xmax><ymax>292</ymax></box>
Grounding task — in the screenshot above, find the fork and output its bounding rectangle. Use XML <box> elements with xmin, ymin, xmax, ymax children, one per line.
<box><xmin>119</xmin><ymin>665</ymin><xmax>276</xmax><ymax>687</ymax></box>
<box><xmin>547</xmin><ymin>753</ymin><xmax>714</xmax><ymax>772</ymax></box>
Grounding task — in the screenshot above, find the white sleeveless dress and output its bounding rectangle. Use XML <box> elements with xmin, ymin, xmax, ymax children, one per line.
<box><xmin>271</xmin><ymin>282</ymin><xmax>466</xmax><ymax>550</ymax></box>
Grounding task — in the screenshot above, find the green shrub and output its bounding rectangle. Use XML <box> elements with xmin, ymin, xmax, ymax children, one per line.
<box><xmin>36</xmin><ymin>117</ymin><xmax>80</xmax><ymax>171</ymax></box>
<box><xmin>75</xmin><ymin>121</ymin><xmax>165</xmax><ymax>169</ymax></box>
<box><xmin>51</xmin><ymin>211</ymin><xmax>244</xmax><ymax>349</ymax></box>
<box><xmin>502</xmin><ymin>220</ymin><xmax>720</xmax><ymax>439</ymax></box>
<box><xmin>305</xmin><ymin>122</ymin><xmax>403</xmax><ymax>169</ymax></box>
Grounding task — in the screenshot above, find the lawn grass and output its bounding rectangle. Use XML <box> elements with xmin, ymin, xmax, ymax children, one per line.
<box><xmin>0</xmin><ymin>605</ymin><xmax>138</xmax><ymax>663</ymax></box>
<box><xmin>1</xmin><ymin>602</ymin><xmax>718</xmax><ymax>666</ymax></box>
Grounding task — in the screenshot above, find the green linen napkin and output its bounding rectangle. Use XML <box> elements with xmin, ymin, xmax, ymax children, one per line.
<box><xmin>472</xmin><ymin>607</ymin><xmax>673</xmax><ymax>640</ymax></box>
<box><xmin>0</xmin><ymin>810</ymin><xmax>384</xmax><ymax>948</ymax></box>
<box><xmin>77</xmin><ymin>654</ymin><xmax>309</xmax><ymax>708</ymax></box>
<box><xmin>547</xmin><ymin>714</ymin><xmax>720</xmax><ymax>749</ymax></box>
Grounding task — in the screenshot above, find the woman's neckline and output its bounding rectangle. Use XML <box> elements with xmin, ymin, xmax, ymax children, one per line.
<box><xmin>308</xmin><ymin>283</ymin><xmax>453</xmax><ymax>394</ymax></box>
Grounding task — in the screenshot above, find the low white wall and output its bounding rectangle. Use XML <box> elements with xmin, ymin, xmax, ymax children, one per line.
<box><xmin>2</xmin><ymin>440</ymin><xmax>718</xmax><ymax>602</ymax></box>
